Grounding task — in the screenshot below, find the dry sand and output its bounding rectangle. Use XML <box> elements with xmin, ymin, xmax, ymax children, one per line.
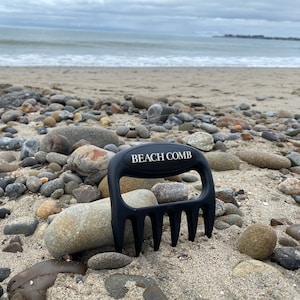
<box><xmin>0</xmin><ymin>67</ymin><xmax>299</xmax><ymax>299</ymax></box>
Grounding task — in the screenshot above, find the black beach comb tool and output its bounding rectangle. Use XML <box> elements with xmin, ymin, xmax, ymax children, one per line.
<box><xmin>108</xmin><ymin>142</ymin><xmax>215</xmax><ymax>256</ymax></box>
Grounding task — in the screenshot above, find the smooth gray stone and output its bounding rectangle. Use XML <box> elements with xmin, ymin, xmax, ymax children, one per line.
<box><xmin>44</xmin><ymin>189</ymin><xmax>158</xmax><ymax>257</ymax></box>
<box><xmin>4</xmin><ymin>216</ymin><xmax>39</xmax><ymax>236</ymax></box>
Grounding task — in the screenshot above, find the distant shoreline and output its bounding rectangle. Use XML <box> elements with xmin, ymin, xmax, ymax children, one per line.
<box><xmin>214</xmin><ymin>34</ymin><xmax>300</xmax><ymax>41</ymax></box>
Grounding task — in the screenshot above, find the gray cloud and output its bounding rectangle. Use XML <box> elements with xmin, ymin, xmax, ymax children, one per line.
<box><xmin>0</xmin><ymin>0</ymin><xmax>299</xmax><ymax>36</ymax></box>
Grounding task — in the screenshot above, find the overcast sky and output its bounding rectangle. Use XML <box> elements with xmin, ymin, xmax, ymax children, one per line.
<box><xmin>0</xmin><ymin>0</ymin><xmax>299</xmax><ymax>37</ymax></box>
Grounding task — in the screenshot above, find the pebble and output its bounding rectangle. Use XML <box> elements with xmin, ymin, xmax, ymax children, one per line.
<box><xmin>271</xmin><ymin>247</ymin><xmax>300</xmax><ymax>270</ymax></box>
<box><xmin>0</xmin><ymin>163</ymin><xmax>18</xmax><ymax>173</ymax></box>
<box><xmin>0</xmin><ymin>268</ymin><xmax>11</xmax><ymax>282</ymax></box>
<box><xmin>104</xmin><ymin>274</ymin><xmax>156</xmax><ymax>299</ymax></box>
<box><xmin>147</xmin><ymin>103</ymin><xmax>178</xmax><ymax>123</ymax></box>
<box><xmin>204</xmin><ymin>152</ymin><xmax>240</xmax><ymax>171</ymax></box>
<box><xmin>5</xmin><ymin>183</ymin><xmax>27</xmax><ymax>199</ymax></box>
<box><xmin>2</xmin><ymin>241</ymin><xmax>23</xmax><ymax>253</ymax></box>
<box><xmin>136</xmin><ymin>124</ymin><xmax>150</xmax><ymax>138</ymax></box>
<box><xmin>0</xmin><ymin>208</ymin><xmax>11</xmax><ymax>218</ymax></box>
<box><xmin>1</xmin><ymin>109</ymin><xmax>23</xmax><ymax>123</ymax></box>
<box><xmin>286</xmin><ymin>151</ymin><xmax>300</xmax><ymax>166</ymax></box>
<box><xmin>224</xmin><ymin>203</ymin><xmax>243</xmax><ymax>216</ymax></box>
<box><xmin>116</xmin><ymin>125</ymin><xmax>130</xmax><ymax>136</ymax></box>
<box><xmin>46</xmin><ymin>152</ymin><xmax>68</xmax><ymax>166</ymax></box>
<box><xmin>238</xmin><ymin>223</ymin><xmax>277</xmax><ymax>260</ymax></box>
<box><xmin>20</xmin><ymin>137</ymin><xmax>40</xmax><ymax>159</ymax></box>
<box><xmin>151</xmin><ymin>182</ymin><xmax>188</xmax><ymax>203</ymax></box>
<box><xmin>183</xmin><ymin>132</ymin><xmax>214</xmax><ymax>151</ymax></box>
<box><xmin>215</xmin><ymin>199</ymin><xmax>226</xmax><ymax>217</ymax></box>
<box><xmin>72</xmin><ymin>185</ymin><xmax>100</xmax><ymax>203</ymax></box>
<box><xmin>43</xmin><ymin>189</ymin><xmax>158</xmax><ymax>257</ymax></box>
<box><xmin>26</xmin><ymin>176</ymin><xmax>43</xmax><ymax>192</ymax></box>
<box><xmin>214</xmin><ymin>214</ymin><xmax>243</xmax><ymax>229</ymax></box>
<box><xmin>236</xmin><ymin>150</ymin><xmax>291</xmax><ymax>169</ymax></box>
<box><xmin>286</xmin><ymin>224</ymin><xmax>300</xmax><ymax>241</ymax></box>
<box><xmin>36</xmin><ymin>199</ymin><xmax>62</xmax><ymax>219</ymax></box>
<box><xmin>87</xmin><ymin>252</ymin><xmax>134</xmax><ymax>270</ymax></box>
<box><xmin>278</xmin><ymin>236</ymin><xmax>299</xmax><ymax>247</ymax></box>
<box><xmin>277</xmin><ymin>178</ymin><xmax>300</xmax><ymax>195</ymax></box>
<box><xmin>4</xmin><ymin>216</ymin><xmax>39</xmax><ymax>236</ymax></box>
<box><xmin>200</xmin><ymin>123</ymin><xmax>219</xmax><ymax>134</ymax></box>
<box><xmin>67</xmin><ymin>145</ymin><xmax>114</xmax><ymax>177</ymax></box>
<box><xmin>39</xmin><ymin>178</ymin><xmax>64</xmax><ymax>197</ymax></box>
<box><xmin>0</xmin><ymin>137</ymin><xmax>24</xmax><ymax>150</ymax></box>
<box><xmin>43</xmin><ymin>116</ymin><xmax>57</xmax><ymax>127</ymax></box>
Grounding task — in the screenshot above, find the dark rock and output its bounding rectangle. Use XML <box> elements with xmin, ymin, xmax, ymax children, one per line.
<box><xmin>4</xmin><ymin>217</ymin><xmax>39</xmax><ymax>236</ymax></box>
<box><xmin>261</xmin><ymin>131</ymin><xmax>278</xmax><ymax>142</ymax></box>
<box><xmin>72</xmin><ymin>186</ymin><xmax>100</xmax><ymax>203</ymax></box>
<box><xmin>271</xmin><ymin>247</ymin><xmax>300</xmax><ymax>270</ymax></box>
<box><xmin>2</xmin><ymin>241</ymin><xmax>23</xmax><ymax>253</ymax></box>
<box><xmin>0</xmin><ymin>208</ymin><xmax>11</xmax><ymax>218</ymax></box>
<box><xmin>21</xmin><ymin>157</ymin><xmax>37</xmax><ymax>167</ymax></box>
<box><xmin>5</xmin><ymin>183</ymin><xmax>27</xmax><ymax>199</ymax></box>
<box><xmin>0</xmin><ymin>268</ymin><xmax>11</xmax><ymax>282</ymax></box>
<box><xmin>40</xmin><ymin>178</ymin><xmax>64</xmax><ymax>197</ymax></box>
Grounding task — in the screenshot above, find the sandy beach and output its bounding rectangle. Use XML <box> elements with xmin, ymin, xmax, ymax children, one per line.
<box><xmin>0</xmin><ymin>67</ymin><xmax>299</xmax><ymax>299</ymax></box>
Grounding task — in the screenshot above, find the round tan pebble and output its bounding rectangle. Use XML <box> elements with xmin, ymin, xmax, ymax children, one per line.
<box><xmin>51</xmin><ymin>110</ymin><xmax>62</xmax><ymax>122</ymax></box>
<box><xmin>36</xmin><ymin>199</ymin><xmax>62</xmax><ymax>219</ymax></box>
<box><xmin>100</xmin><ymin>116</ymin><xmax>112</xmax><ymax>126</ymax></box>
<box><xmin>43</xmin><ymin>116</ymin><xmax>56</xmax><ymax>127</ymax></box>
<box><xmin>238</xmin><ymin>223</ymin><xmax>277</xmax><ymax>260</ymax></box>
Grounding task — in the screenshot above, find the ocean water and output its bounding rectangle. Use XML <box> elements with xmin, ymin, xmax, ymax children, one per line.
<box><xmin>0</xmin><ymin>26</ymin><xmax>300</xmax><ymax>67</ymax></box>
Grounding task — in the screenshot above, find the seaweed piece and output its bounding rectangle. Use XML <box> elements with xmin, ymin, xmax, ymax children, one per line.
<box><xmin>7</xmin><ymin>259</ymin><xmax>87</xmax><ymax>299</ymax></box>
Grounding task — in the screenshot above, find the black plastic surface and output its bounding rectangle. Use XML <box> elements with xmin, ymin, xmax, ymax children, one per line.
<box><xmin>108</xmin><ymin>142</ymin><xmax>215</xmax><ymax>256</ymax></box>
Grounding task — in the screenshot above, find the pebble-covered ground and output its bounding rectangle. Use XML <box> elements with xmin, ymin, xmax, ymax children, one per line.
<box><xmin>0</xmin><ymin>67</ymin><xmax>300</xmax><ymax>299</ymax></box>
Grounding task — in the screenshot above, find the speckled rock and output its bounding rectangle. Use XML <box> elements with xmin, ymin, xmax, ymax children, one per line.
<box><xmin>151</xmin><ymin>182</ymin><xmax>188</xmax><ymax>203</ymax></box>
<box><xmin>204</xmin><ymin>152</ymin><xmax>240</xmax><ymax>171</ymax></box>
<box><xmin>183</xmin><ymin>132</ymin><xmax>214</xmax><ymax>151</ymax></box>
<box><xmin>87</xmin><ymin>252</ymin><xmax>134</xmax><ymax>270</ymax></box>
<box><xmin>277</xmin><ymin>178</ymin><xmax>300</xmax><ymax>195</ymax></box>
<box><xmin>67</xmin><ymin>145</ymin><xmax>114</xmax><ymax>177</ymax></box>
<box><xmin>236</xmin><ymin>150</ymin><xmax>291</xmax><ymax>169</ymax></box>
<box><xmin>43</xmin><ymin>189</ymin><xmax>157</xmax><ymax>257</ymax></box>
<box><xmin>271</xmin><ymin>247</ymin><xmax>300</xmax><ymax>270</ymax></box>
<box><xmin>238</xmin><ymin>224</ymin><xmax>277</xmax><ymax>260</ymax></box>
